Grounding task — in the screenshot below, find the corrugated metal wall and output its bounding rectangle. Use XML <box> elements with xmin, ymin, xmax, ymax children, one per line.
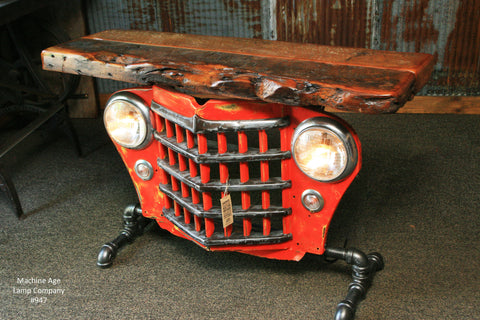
<box><xmin>85</xmin><ymin>0</ymin><xmax>479</xmax><ymax>96</ymax></box>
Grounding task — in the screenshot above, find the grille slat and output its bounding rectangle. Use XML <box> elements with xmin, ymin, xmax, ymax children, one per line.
<box><xmin>238</xmin><ymin>131</ymin><xmax>251</xmax><ymax>236</ymax></box>
<box><xmin>197</xmin><ymin>133</ymin><xmax>215</xmax><ymax>237</ymax></box>
<box><xmin>159</xmin><ymin>183</ymin><xmax>291</xmax><ymax>219</ymax></box>
<box><xmin>164</xmin><ymin>209</ymin><xmax>292</xmax><ymax>247</ymax></box>
<box><xmin>158</xmin><ymin>158</ymin><xmax>291</xmax><ymax>192</ymax></box>
<box><xmin>154</xmin><ymin>131</ymin><xmax>290</xmax><ymax>163</ymax></box>
<box><xmin>217</xmin><ymin>132</ymin><xmax>233</xmax><ymax>237</ymax></box>
<box><xmin>259</xmin><ymin>129</ymin><xmax>271</xmax><ymax>235</ymax></box>
<box><xmin>153</xmin><ymin>102</ymin><xmax>292</xmax><ymax>247</ymax></box>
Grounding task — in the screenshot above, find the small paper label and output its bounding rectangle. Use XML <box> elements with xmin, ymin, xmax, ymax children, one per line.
<box><xmin>221</xmin><ymin>194</ymin><xmax>234</xmax><ymax>228</ymax></box>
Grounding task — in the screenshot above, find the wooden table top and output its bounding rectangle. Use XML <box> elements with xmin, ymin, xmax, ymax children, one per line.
<box><xmin>42</xmin><ymin>30</ymin><xmax>435</xmax><ymax>113</ymax></box>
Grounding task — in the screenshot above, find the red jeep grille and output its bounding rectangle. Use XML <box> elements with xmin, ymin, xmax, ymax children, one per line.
<box><xmin>151</xmin><ymin>101</ymin><xmax>293</xmax><ymax>248</ymax></box>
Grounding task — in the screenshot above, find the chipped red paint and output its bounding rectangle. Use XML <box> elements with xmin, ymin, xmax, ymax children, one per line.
<box><xmin>108</xmin><ymin>86</ymin><xmax>362</xmax><ymax>260</ymax></box>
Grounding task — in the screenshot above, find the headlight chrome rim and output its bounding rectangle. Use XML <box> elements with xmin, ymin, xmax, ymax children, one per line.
<box><xmin>104</xmin><ymin>92</ymin><xmax>152</xmax><ymax>149</ymax></box>
<box><xmin>292</xmin><ymin>117</ymin><xmax>358</xmax><ymax>182</ymax></box>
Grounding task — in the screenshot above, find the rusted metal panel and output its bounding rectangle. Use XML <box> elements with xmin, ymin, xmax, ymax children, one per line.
<box><xmin>84</xmin><ymin>0</ymin><xmax>271</xmax><ymax>93</ymax></box>
<box><xmin>376</xmin><ymin>0</ymin><xmax>480</xmax><ymax>95</ymax></box>
<box><xmin>156</xmin><ymin>0</ymin><xmax>265</xmax><ymax>38</ymax></box>
<box><xmin>276</xmin><ymin>0</ymin><xmax>479</xmax><ymax>96</ymax></box>
<box><xmin>85</xmin><ymin>0</ymin><xmax>160</xmax><ymax>32</ymax></box>
<box><xmin>83</xmin><ymin>0</ymin><xmax>477</xmax><ymax>96</ymax></box>
<box><xmin>84</xmin><ymin>0</ymin><xmax>162</xmax><ymax>93</ymax></box>
<box><xmin>42</xmin><ymin>30</ymin><xmax>434</xmax><ymax>113</ymax></box>
<box><xmin>276</xmin><ymin>0</ymin><xmax>374</xmax><ymax>48</ymax></box>
<box><xmin>85</xmin><ymin>0</ymin><xmax>270</xmax><ymax>40</ymax></box>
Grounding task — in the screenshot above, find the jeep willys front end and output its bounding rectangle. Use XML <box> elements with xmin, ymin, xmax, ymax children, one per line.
<box><xmin>42</xmin><ymin>30</ymin><xmax>434</xmax><ymax>320</ymax></box>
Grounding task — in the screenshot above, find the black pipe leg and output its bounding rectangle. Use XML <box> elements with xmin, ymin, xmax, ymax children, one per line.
<box><xmin>324</xmin><ymin>247</ymin><xmax>384</xmax><ymax>320</ymax></box>
<box><xmin>97</xmin><ymin>204</ymin><xmax>153</xmax><ymax>268</ymax></box>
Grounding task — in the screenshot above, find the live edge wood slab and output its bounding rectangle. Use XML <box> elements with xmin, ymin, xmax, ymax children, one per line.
<box><xmin>42</xmin><ymin>30</ymin><xmax>435</xmax><ymax>114</ymax></box>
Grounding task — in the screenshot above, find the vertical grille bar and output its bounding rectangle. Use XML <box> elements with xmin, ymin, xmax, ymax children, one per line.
<box><xmin>155</xmin><ymin>114</ymin><xmax>168</xmax><ymax>184</ymax></box>
<box><xmin>198</xmin><ymin>133</ymin><xmax>214</xmax><ymax>237</ymax></box>
<box><xmin>217</xmin><ymin>132</ymin><xmax>233</xmax><ymax>237</ymax></box>
<box><xmin>166</xmin><ymin>119</ymin><xmax>179</xmax><ymax>210</ymax></box>
<box><xmin>186</xmin><ymin>130</ymin><xmax>201</xmax><ymax>231</ymax></box>
<box><xmin>238</xmin><ymin>131</ymin><xmax>252</xmax><ymax>236</ymax></box>
<box><xmin>186</xmin><ymin>130</ymin><xmax>197</xmax><ymax>177</ymax></box>
<box><xmin>175</xmin><ymin>125</ymin><xmax>191</xmax><ymax>224</ymax></box>
<box><xmin>259</xmin><ymin>130</ymin><xmax>271</xmax><ymax>236</ymax></box>
<box><xmin>280</xmin><ymin>127</ymin><xmax>291</xmax><ymax>235</ymax></box>
<box><xmin>168</xmin><ymin>120</ymin><xmax>180</xmax><ymax>215</ymax></box>
<box><xmin>156</xmin><ymin>114</ymin><xmax>171</xmax><ymax>209</ymax></box>
<box><xmin>165</xmin><ymin>119</ymin><xmax>174</xmax><ymax>137</ymax></box>
<box><xmin>175</xmin><ymin>124</ymin><xmax>184</xmax><ymax>143</ymax></box>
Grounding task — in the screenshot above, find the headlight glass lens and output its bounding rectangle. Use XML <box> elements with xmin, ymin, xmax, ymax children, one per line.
<box><xmin>293</xmin><ymin>127</ymin><xmax>348</xmax><ymax>181</ymax></box>
<box><xmin>104</xmin><ymin>99</ymin><xmax>147</xmax><ymax>148</ymax></box>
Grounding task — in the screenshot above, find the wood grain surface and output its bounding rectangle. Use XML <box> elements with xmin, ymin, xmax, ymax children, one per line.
<box><xmin>42</xmin><ymin>30</ymin><xmax>435</xmax><ymax>113</ymax></box>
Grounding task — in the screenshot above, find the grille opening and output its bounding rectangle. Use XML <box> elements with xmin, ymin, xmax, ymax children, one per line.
<box><xmin>248</xmin><ymin>161</ymin><xmax>260</xmax><ymax>178</ymax></box>
<box><xmin>224</xmin><ymin>131</ymin><xmax>239</xmax><ymax>153</ymax></box>
<box><xmin>224</xmin><ymin>162</ymin><xmax>240</xmax><ymax>180</ymax></box>
<box><xmin>209</xmin><ymin>163</ymin><xmax>220</xmax><ymax>181</ymax></box>
<box><xmin>264</xmin><ymin>128</ymin><xmax>281</xmax><ymax>150</ymax></box>
<box><xmin>269</xmin><ymin>189</ymin><xmax>283</xmax><ymax>207</ymax></box>
<box><xmin>244</xmin><ymin>130</ymin><xmax>259</xmax><ymax>153</ymax></box>
<box><xmin>270</xmin><ymin>215</ymin><xmax>284</xmax><ymax>232</ymax></box>
<box><xmin>230</xmin><ymin>219</ymin><xmax>249</xmax><ymax>236</ymax></box>
<box><xmin>249</xmin><ymin>190</ymin><xmax>261</xmax><ymax>207</ymax></box>
<box><xmin>267</xmin><ymin>160</ymin><xmax>282</xmax><ymax>181</ymax></box>
<box><xmin>250</xmin><ymin>217</ymin><xmax>269</xmax><ymax>234</ymax></box>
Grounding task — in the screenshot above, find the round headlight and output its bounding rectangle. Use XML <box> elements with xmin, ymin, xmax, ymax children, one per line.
<box><xmin>292</xmin><ymin>117</ymin><xmax>357</xmax><ymax>182</ymax></box>
<box><xmin>104</xmin><ymin>93</ymin><xmax>150</xmax><ymax>149</ymax></box>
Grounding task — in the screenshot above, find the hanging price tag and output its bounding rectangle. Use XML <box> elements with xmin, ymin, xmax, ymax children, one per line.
<box><xmin>221</xmin><ymin>176</ymin><xmax>233</xmax><ymax>228</ymax></box>
<box><xmin>221</xmin><ymin>194</ymin><xmax>234</xmax><ymax>228</ymax></box>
